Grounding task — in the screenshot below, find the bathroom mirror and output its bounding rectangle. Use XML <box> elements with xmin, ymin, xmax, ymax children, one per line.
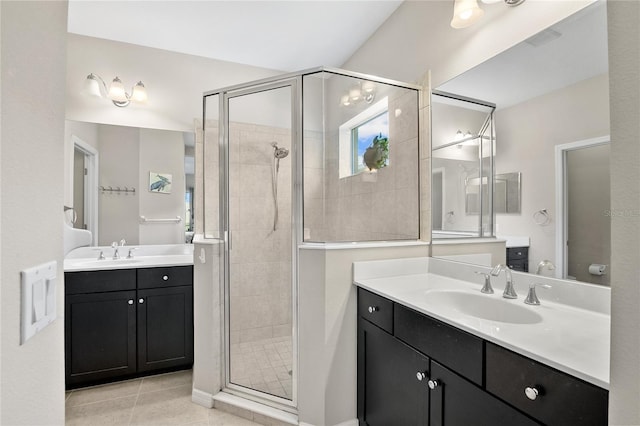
<box><xmin>431</xmin><ymin>0</ymin><xmax>610</xmax><ymax>286</ymax></box>
<box><xmin>66</xmin><ymin>120</ymin><xmax>195</xmax><ymax>246</ymax></box>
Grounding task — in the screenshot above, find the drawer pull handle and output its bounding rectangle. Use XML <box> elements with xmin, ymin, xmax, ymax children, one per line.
<box><xmin>428</xmin><ymin>379</ymin><xmax>440</xmax><ymax>390</ymax></box>
<box><xmin>128</xmin><ymin>299</ymin><xmax>134</xmax><ymax>305</ymax></box>
<box><xmin>368</xmin><ymin>306</ymin><xmax>379</xmax><ymax>314</ymax></box>
<box><xmin>416</xmin><ymin>372</ymin><xmax>426</xmax><ymax>381</ymax></box>
<box><xmin>162</xmin><ymin>275</ymin><xmax>169</xmax><ymax>281</ymax></box>
<box><xmin>139</xmin><ymin>298</ymin><xmax>145</xmax><ymax>304</ymax></box>
<box><xmin>525</xmin><ymin>386</ymin><xmax>539</xmax><ymax>401</ymax></box>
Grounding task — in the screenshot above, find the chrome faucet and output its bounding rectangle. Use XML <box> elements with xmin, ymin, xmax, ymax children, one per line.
<box><xmin>111</xmin><ymin>241</ymin><xmax>120</xmax><ymax>260</ymax></box>
<box><xmin>536</xmin><ymin>260</ymin><xmax>555</xmax><ymax>275</ymax></box>
<box><xmin>490</xmin><ymin>264</ymin><xmax>517</xmax><ymax>299</ymax></box>
<box><xmin>474</xmin><ymin>271</ymin><xmax>494</xmax><ymax>294</ymax></box>
<box><xmin>525</xmin><ymin>283</ymin><xmax>552</xmax><ymax>305</ymax></box>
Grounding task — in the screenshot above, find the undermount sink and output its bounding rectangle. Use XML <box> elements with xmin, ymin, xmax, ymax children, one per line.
<box><xmin>424</xmin><ymin>289</ymin><xmax>543</xmax><ymax>324</ymax></box>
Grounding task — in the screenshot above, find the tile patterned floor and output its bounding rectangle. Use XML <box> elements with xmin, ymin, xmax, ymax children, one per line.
<box><xmin>65</xmin><ymin>370</ymin><xmax>262</xmax><ymax>426</ymax></box>
<box><xmin>229</xmin><ymin>336</ymin><xmax>293</xmax><ymax>400</ymax></box>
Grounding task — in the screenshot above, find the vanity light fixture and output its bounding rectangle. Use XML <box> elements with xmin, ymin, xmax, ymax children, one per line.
<box><xmin>451</xmin><ymin>0</ymin><xmax>525</xmax><ymax>29</ymax></box>
<box><xmin>83</xmin><ymin>73</ymin><xmax>148</xmax><ymax>107</ymax></box>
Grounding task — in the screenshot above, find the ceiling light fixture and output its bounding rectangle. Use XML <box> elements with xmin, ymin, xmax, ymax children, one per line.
<box><xmin>83</xmin><ymin>73</ymin><xmax>148</xmax><ymax>107</ymax></box>
<box><xmin>451</xmin><ymin>0</ymin><xmax>525</xmax><ymax>29</ymax></box>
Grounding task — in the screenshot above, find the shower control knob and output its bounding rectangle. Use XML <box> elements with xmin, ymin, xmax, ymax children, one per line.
<box><xmin>525</xmin><ymin>386</ymin><xmax>540</xmax><ymax>401</ymax></box>
<box><xmin>416</xmin><ymin>372</ymin><xmax>426</xmax><ymax>381</ymax></box>
<box><xmin>162</xmin><ymin>275</ymin><xmax>169</xmax><ymax>281</ymax></box>
<box><xmin>368</xmin><ymin>306</ymin><xmax>379</xmax><ymax>314</ymax></box>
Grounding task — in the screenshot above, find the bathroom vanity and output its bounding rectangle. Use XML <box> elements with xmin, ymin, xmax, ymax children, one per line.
<box><xmin>64</xmin><ymin>245</ymin><xmax>194</xmax><ymax>389</ymax></box>
<box><xmin>354</xmin><ymin>257</ymin><xmax>609</xmax><ymax>426</ymax></box>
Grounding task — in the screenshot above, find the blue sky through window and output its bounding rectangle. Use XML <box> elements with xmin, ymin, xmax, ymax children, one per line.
<box><xmin>353</xmin><ymin>111</ymin><xmax>389</xmax><ymax>172</ymax></box>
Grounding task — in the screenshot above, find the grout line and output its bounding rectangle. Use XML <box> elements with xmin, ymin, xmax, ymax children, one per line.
<box><xmin>126</xmin><ymin>380</ymin><xmax>143</xmax><ymax>426</ymax></box>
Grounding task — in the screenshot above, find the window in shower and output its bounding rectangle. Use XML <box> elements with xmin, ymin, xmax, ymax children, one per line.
<box><xmin>351</xmin><ymin>110</ymin><xmax>389</xmax><ymax>174</ymax></box>
<box><xmin>302</xmin><ymin>71</ymin><xmax>420</xmax><ymax>243</ymax></box>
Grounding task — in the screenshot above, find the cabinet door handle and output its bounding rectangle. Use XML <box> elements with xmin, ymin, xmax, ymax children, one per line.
<box><xmin>139</xmin><ymin>298</ymin><xmax>145</xmax><ymax>304</ymax></box>
<box><xmin>128</xmin><ymin>299</ymin><xmax>134</xmax><ymax>305</ymax></box>
<box><xmin>162</xmin><ymin>275</ymin><xmax>169</xmax><ymax>281</ymax></box>
<box><xmin>525</xmin><ymin>386</ymin><xmax>540</xmax><ymax>400</ymax></box>
<box><xmin>368</xmin><ymin>306</ymin><xmax>379</xmax><ymax>314</ymax></box>
<box><xmin>428</xmin><ymin>379</ymin><xmax>440</xmax><ymax>390</ymax></box>
<box><xmin>416</xmin><ymin>372</ymin><xmax>426</xmax><ymax>381</ymax></box>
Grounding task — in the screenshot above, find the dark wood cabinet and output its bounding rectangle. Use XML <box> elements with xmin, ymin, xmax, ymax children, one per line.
<box><xmin>357</xmin><ymin>287</ymin><xmax>607</xmax><ymax>426</ymax></box>
<box><xmin>65</xmin><ymin>266</ymin><xmax>193</xmax><ymax>389</ymax></box>
<box><xmin>65</xmin><ymin>290</ymin><xmax>137</xmax><ymax>387</ymax></box>
<box><xmin>137</xmin><ymin>286</ymin><xmax>193</xmax><ymax>372</ymax></box>
<box><xmin>507</xmin><ymin>247</ymin><xmax>529</xmax><ymax>272</ymax></box>
<box><xmin>358</xmin><ymin>318</ymin><xmax>429</xmax><ymax>425</ymax></box>
<box><xmin>429</xmin><ymin>360</ymin><xmax>538</xmax><ymax>426</ymax></box>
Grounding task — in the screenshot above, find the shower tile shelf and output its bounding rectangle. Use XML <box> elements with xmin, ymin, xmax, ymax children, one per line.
<box><xmin>64</xmin><ymin>265</ymin><xmax>193</xmax><ymax>389</ymax></box>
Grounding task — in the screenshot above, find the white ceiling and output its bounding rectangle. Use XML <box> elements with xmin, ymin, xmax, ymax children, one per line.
<box><xmin>67</xmin><ymin>0</ymin><xmax>403</xmax><ymax>72</ymax></box>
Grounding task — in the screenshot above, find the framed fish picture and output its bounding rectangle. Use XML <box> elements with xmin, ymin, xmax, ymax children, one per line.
<box><xmin>149</xmin><ymin>172</ymin><xmax>172</xmax><ymax>194</ymax></box>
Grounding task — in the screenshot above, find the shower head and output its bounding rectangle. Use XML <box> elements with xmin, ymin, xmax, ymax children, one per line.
<box><xmin>271</xmin><ymin>142</ymin><xmax>289</xmax><ymax>159</ymax></box>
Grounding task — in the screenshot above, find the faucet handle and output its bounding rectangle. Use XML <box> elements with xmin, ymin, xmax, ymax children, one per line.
<box><xmin>120</xmin><ymin>239</ymin><xmax>126</xmax><ymax>246</ymax></box>
<box><xmin>474</xmin><ymin>271</ymin><xmax>494</xmax><ymax>294</ymax></box>
<box><xmin>524</xmin><ymin>283</ymin><xmax>552</xmax><ymax>305</ymax></box>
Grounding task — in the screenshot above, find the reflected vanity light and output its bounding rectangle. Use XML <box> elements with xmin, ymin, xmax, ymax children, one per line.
<box><xmin>340</xmin><ymin>81</ymin><xmax>376</xmax><ymax>106</ymax></box>
<box><xmin>83</xmin><ymin>73</ymin><xmax>148</xmax><ymax>108</ymax></box>
<box><xmin>451</xmin><ymin>0</ymin><xmax>525</xmax><ymax>29</ymax></box>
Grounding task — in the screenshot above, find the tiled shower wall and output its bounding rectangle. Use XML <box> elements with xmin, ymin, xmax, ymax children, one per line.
<box><xmin>303</xmin><ymin>89</ymin><xmax>421</xmax><ymax>242</ymax></box>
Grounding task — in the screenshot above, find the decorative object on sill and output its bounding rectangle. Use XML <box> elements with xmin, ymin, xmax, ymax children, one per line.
<box><xmin>532</xmin><ymin>209</ymin><xmax>551</xmax><ymax>226</ymax></box>
<box><xmin>83</xmin><ymin>73</ymin><xmax>148</xmax><ymax>107</ymax></box>
<box><xmin>149</xmin><ymin>172</ymin><xmax>172</xmax><ymax>194</ymax></box>
<box><xmin>451</xmin><ymin>0</ymin><xmax>525</xmax><ymax>29</ymax></box>
<box><xmin>139</xmin><ymin>215</ymin><xmax>182</xmax><ymax>224</ymax></box>
<box><xmin>340</xmin><ymin>80</ymin><xmax>376</xmax><ymax>106</ymax></box>
<box><xmin>99</xmin><ymin>186</ymin><xmax>136</xmax><ymax>195</ymax></box>
<box><xmin>363</xmin><ymin>133</ymin><xmax>389</xmax><ymax>172</ymax></box>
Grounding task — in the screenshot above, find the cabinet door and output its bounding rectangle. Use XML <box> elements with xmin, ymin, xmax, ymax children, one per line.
<box><xmin>358</xmin><ymin>318</ymin><xmax>429</xmax><ymax>426</ymax></box>
<box><xmin>429</xmin><ymin>361</ymin><xmax>540</xmax><ymax>426</ymax></box>
<box><xmin>137</xmin><ymin>286</ymin><xmax>193</xmax><ymax>372</ymax></box>
<box><xmin>65</xmin><ymin>290</ymin><xmax>137</xmax><ymax>388</ymax></box>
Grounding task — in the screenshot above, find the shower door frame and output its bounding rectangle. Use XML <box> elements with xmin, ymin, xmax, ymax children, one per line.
<box><xmin>218</xmin><ymin>77</ymin><xmax>302</xmax><ymax>412</ymax></box>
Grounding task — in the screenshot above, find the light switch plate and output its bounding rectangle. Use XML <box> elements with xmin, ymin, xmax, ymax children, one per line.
<box><xmin>21</xmin><ymin>261</ymin><xmax>57</xmax><ymax>345</ymax></box>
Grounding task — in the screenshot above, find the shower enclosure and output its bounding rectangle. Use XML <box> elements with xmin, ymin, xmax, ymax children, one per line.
<box><xmin>202</xmin><ymin>68</ymin><xmax>420</xmax><ymax>411</ymax></box>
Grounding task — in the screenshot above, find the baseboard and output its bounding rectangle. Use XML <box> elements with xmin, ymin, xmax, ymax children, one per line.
<box><xmin>191</xmin><ymin>388</ymin><xmax>215</xmax><ymax>408</ymax></box>
<box><xmin>299</xmin><ymin>419</ymin><xmax>358</xmax><ymax>426</ymax></box>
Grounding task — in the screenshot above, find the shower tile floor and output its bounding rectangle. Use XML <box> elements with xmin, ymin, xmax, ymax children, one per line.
<box><xmin>230</xmin><ymin>335</ymin><xmax>293</xmax><ymax>400</ymax></box>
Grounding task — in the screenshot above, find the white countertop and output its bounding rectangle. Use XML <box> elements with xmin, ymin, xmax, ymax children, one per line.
<box><xmin>64</xmin><ymin>244</ymin><xmax>194</xmax><ymax>272</ymax></box>
<box><xmin>353</xmin><ymin>259</ymin><xmax>610</xmax><ymax>389</ymax></box>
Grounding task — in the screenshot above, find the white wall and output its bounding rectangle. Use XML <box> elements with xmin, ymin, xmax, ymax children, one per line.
<box><xmin>607</xmin><ymin>1</ymin><xmax>640</xmax><ymax>424</ymax></box>
<box><xmin>495</xmin><ymin>73</ymin><xmax>610</xmax><ymax>271</ymax></box>
<box><xmin>343</xmin><ymin>0</ymin><xmax>595</xmax><ymax>87</ymax></box>
<box><xmin>0</xmin><ymin>1</ymin><xmax>67</xmax><ymax>424</ymax></box>
<box><xmin>139</xmin><ymin>128</ymin><xmax>185</xmax><ymax>244</ymax></box>
<box><xmin>66</xmin><ymin>34</ymin><xmax>284</xmax><ymax>132</ymax></box>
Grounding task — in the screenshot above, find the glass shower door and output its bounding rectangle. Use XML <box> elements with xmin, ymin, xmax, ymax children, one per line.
<box><xmin>224</xmin><ymin>82</ymin><xmax>296</xmax><ymax>405</ymax></box>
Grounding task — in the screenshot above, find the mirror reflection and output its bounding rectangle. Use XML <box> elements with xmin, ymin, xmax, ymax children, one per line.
<box><xmin>431</xmin><ymin>1</ymin><xmax>610</xmax><ymax>286</ymax></box>
<box><xmin>67</xmin><ymin>120</ymin><xmax>195</xmax><ymax>246</ymax></box>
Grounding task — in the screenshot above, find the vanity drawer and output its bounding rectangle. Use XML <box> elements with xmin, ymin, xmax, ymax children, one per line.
<box><xmin>394</xmin><ymin>304</ymin><xmax>484</xmax><ymax>386</ymax></box>
<box><xmin>358</xmin><ymin>288</ymin><xmax>393</xmax><ymax>334</ymax></box>
<box><xmin>65</xmin><ymin>269</ymin><xmax>136</xmax><ymax>294</ymax></box>
<box><xmin>508</xmin><ymin>259</ymin><xmax>528</xmax><ymax>272</ymax></box>
<box><xmin>507</xmin><ymin>247</ymin><xmax>529</xmax><ymax>260</ymax></box>
<box><xmin>486</xmin><ymin>342</ymin><xmax>608</xmax><ymax>426</ymax></box>
<box><xmin>137</xmin><ymin>266</ymin><xmax>193</xmax><ymax>289</ymax></box>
